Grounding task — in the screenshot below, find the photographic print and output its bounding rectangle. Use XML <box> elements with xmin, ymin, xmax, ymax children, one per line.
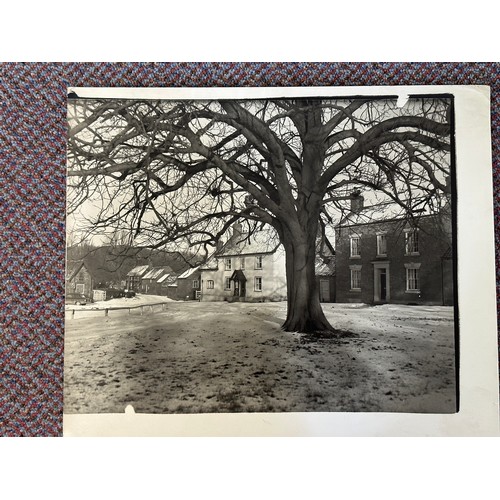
<box><xmin>64</xmin><ymin>88</ymin><xmax>459</xmax><ymax>419</ymax></box>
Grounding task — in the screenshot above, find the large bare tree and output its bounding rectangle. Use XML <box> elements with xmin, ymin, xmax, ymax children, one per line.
<box><xmin>67</xmin><ymin>96</ymin><xmax>452</xmax><ymax>333</ymax></box>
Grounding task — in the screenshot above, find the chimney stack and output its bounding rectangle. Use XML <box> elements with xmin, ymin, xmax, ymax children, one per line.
<box><xmin>232</xmin><ymin>222</ymin><xmax>243</xmax><ymax>239</ymax></box>
<box><xmin>350</xmin><ymin>191</ymin><xmax>364</xmax><ymax>213</ymax></box>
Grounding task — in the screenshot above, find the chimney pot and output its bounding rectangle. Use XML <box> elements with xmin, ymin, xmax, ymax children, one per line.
<box><xmin>350</xmin><ymin>192</ymin><xmax>364</xmax><ymax>213</ymax></box>
<box><xmin>232</xmin><ymin>222</ymin><xmax>243</xmax><ymax>238</ymax></box>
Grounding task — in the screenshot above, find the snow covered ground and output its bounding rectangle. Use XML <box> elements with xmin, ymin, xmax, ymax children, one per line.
<box><xmin>64</xmin><ymin>301</ymin><xmax>456</xmax><ymax>415</ymax></box>
<box><xmin>66</xmin><ymin>293</ymin><xmax>173</xmax><ymax>309</ymax></box>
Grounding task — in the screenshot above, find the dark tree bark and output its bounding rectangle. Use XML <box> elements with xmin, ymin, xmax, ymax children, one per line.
<box><xmin>67</xmin><ymin>96</ymin><xmax>452</xmax><ymax>335</ymax></box>
<box><xmin>281</xmin><ymin>225</ymin><xmax>332</xmax><ymax>332</ymax></box>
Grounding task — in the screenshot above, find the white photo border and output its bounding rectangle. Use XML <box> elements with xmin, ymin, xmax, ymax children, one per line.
<box><xmin>64</xmin><ymin>85</ymin><xmax>499</xmax><ymax>436</ymax></box>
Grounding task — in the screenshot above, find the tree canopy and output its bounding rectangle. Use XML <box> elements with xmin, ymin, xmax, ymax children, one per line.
<box><xmin>67</xmin><ymin>95</ymin><xmax>452</xmax><ymax>333</ymax></box>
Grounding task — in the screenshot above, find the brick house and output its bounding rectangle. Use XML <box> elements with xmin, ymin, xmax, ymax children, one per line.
<box><xmin>157</xmin><ymin>272</ymin><xmax>178</xmax><ymax>298</ymax></box>
<box><xmin>175</xmin><ymin>266</ymin><xmax>202</xmax><ymax>300</ymax></box>
<box><xmin>335</xmin><ymin>198</ymin><xmax>454</xmax><ymax>305</ymax></box>
<box><xmin>199</xmin><ymin>224</ymin><xmax>287</xmax><ymax>302</ymax></box>
<box><xmin>140</xmin><ymin>266</ymin><xmax>173</xmax><ymax>294</ymax></box>
<box><xmin>65</xmin><ymin>261</ymin><xmax>95</xmax><ymax>300</ymax></box>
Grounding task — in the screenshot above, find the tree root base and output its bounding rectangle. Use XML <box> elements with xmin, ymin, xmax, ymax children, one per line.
<box><xmin>298</xmin><ymin>328</ymin><xmax>359</xmax><ymax>344</ymax></box>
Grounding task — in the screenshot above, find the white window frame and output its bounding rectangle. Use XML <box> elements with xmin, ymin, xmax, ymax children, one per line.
<box><xmin>240</xmin><ymin>257</ymin><xmax>245</xmax><ymax>270</ymax></box>
<box><xmin>224</xmin><ymin>277</ymin><xmax>231</xmax><ymax>290</ymax></box>
<box><xmin>192</xmin><ymin>279</ymin><xmax>199</xmax><ymax>289</ymax></box>
<box><xmin>404</xmin><ymin>263</ymin><xmax>421</xmax><ymax>293</ymax></box>
<box><xmin>206</xmin><ymin>280</ymin><xmax>214</xmax><ymax>289</ymax></box>
<box><xmin>404</xmin><ymin>228</ymin><xmax>419</xmax><ymax>255</ymax></box>
<box><xmin>254</xmin><ymin>276</ymin><xmax>263</xmax><ymax>291</ymax></box>
<box><xmin>224</xmin><ymin>258</ymin><xmax>232</xmax><ymax>271</ymax></box>
<box><xmin>376</xmin><ymin>232</ymin><xmax>387</xmax><ymax>257</ymax></box>
<box><xmin>255</xmin><ymin>255</ymin><xmax>263</xmax><ymax>269</ymax></box>
<box><xmin>75</xmin><ymin>283</ymin><xmax>85</xmax><ymax>294</ymax></box>
<box><xmin>350</xmin><ymin>235</ymin><xmax>361</xmax><ymax>258</ymax></box>
<box><xmin>349</xmin><ymin>265</ymin><xmax>362</xmax><ymax>291</ymax></box>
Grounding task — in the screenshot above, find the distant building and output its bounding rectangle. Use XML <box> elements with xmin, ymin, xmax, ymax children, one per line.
<box><xmin>176</xmin><ymin>266</ymin><xmax>202</xmax><ymax>300</ymax></box>
<box><xmin>65</xmin><ymin>261</ymin><xmax>95</xmax><ymax>300</ymax></box>
<box><xmin>157</xmin><ymin>272</ymin><xmax>179</xmax><ymax>298</ymax></box>
<box><xmin>316</xmin><ymin>258</ymin><xmax>336</xmax><ymax>303</ymax></box>
<box><xmin>141</xmin><ymin>266</ymin><xmax>173</xmax><ymax>294</ymax></box>
<box><xmin>125</xmin><ymin>265</ymin><xmax>150</xmax><ymax>292</ymax></box>
<box><xmin>335</xmin><ymin>195</ymin><xmax>453</xmax><ymax>305</ymax></box>
<box><xmin>92</xmin><ymin>288</ymin><xmax>124</xmax><ymax>302</ymax></box>
<box><xmin>199</xmin><ymin>224</ymin><xmax>287</xmax><ymax>302</ymax></box>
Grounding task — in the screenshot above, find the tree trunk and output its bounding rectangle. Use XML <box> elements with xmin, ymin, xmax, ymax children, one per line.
<box><xmin>281</xmin><ymin>228</ymin><xmax>334</xmax><ymax>333</ymax></box>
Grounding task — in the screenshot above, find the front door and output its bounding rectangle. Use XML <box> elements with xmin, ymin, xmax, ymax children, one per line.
<box><xmin>373</xmin><ymin>263</ymin><xmax>390</xmax><ymax>303</ymax></box>
<box><xmin>319</xmin><ymin>279</ymin><xmax>330</xmax><ymax>302</ymax></box>
<box><xmin>234</xmin><ymin>280</ymin><xmax>240</xmax><ymax>296</ymax></box>
<box><xmin>379</xmin><ymin>270</ymin><xmax>387</xmax><ymax>301</ymax></box>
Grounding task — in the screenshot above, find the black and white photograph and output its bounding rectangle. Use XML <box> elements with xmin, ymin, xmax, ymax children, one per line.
<box><xmin>64</xmin><ymin>88</ymin><xmax>460</xmax><ymax>421</ymax></box>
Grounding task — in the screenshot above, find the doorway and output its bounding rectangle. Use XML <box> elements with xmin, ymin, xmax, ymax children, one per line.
<box><xmin>373</xmin><ymin>262</ymin><xmax>390</xmax><ymax>303</ymax></box>
<box><xmin>230</xmin><ymin>270</ymin><xmax>247</xmax><ymax>299</ymax></box>
<box><xmin>379</xmin><ymin>269</ymin><xmax>387</xmax><ymax>301</ymax></box>
<box><xmin>319</xmin><ymin>279</ymin><xmax>330</xmax><ymax>302</ymax></box>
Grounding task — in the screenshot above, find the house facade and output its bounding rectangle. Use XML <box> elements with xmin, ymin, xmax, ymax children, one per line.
<box><xmin>335</xmin><ymin>212</ymin><xmax>454</xmax><ymax>306</ymax></box>
<box><xmin>141</xmin><ymin>266</ymin><xmax>173</xmax><ymax>295</ymax></box>
<box><xmin>65</xmin><ymin>261</ymin><xmax>95</xmax><ymax>300</ymax></box>
<box><xmin>316</xmin><ymin>259</ymin><xmax>336</xmax><ymax>303</ymax></box>
<box><xmin>157</xmin><ymin>272</ymin><xmax>178</xmax><ymax>298</ymax></box>
<box><xmin>199</xmin><ymin>225</ymin><xmax>287</xmax><ymax>302</ymax></box>
<box><xmin>176</xmin><ymin>266</ymin><xmax>202</xmax><ymax>300</ymax></box>
<box><xmin>125</xmin><ymin>265</ymin><xmax>150</xmax><ymax>292</ymax></box>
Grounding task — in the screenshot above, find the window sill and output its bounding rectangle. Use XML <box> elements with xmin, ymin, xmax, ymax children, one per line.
<box><xmin>350</xmin><ymin>255</ymin><xmax>361</xmax><ymax>259</ymax></box>
<box><xmin>405</xmin><ymin>253</ymin><xmax>420</xmax><ymax>257</ymax></box>
<box><xmin>405</xmin><ymin>290</ymin><xmax>421</xmax><ymax>294</ymax></box>
<box><xmin>350</xmin><ymin>288</ymin><xmax>361</xmax><ymax>292</ymax></box>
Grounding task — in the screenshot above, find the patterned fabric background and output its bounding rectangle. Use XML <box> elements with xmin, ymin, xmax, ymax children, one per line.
<box><xmin>0</xmin><ymin>62</ymin><xmax>498</xmax><ymax>436</ymax></box>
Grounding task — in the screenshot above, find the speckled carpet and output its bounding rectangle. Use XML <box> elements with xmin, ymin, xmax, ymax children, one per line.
<box><xmin>0</xmin><ymin>62</ymin><xmax>498</xmax><ymax>435</ymax></box>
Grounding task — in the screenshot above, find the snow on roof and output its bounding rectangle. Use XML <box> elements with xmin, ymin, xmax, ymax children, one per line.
<box><xmin>156</xmin><ymin>273</ymin><xmax>172</xmax><ymax>284</ymax></box>
<box><xmin>199</xmin><ymin>256</ymin><xmax>218</xmax><ymax>271</ymax></box>
<box><xmin>126</xmin><ymin>265</ymin><xmax>150</xmax><ymax>277</ymax></box>
<box><xmin>216</xmin><ymin>230</ymin><xmax>281</xmax><ymax>257</ymax></box>
<box><xmin>142</xmin><ymin>266</ymin><xmax>172</xmax><ymax>280</ymax></box>
<box><xmin>315</xmin><ymin>258</ymin><xmax>335</xmax><ymax>276</ymax></box>
<box><xmin>177</xmin><ymin>266</ymin><xmax>200</xmax><ymax>279</ymax></box>
<box><xmin>337</xmin><ymin>203</ymin><xmax>409</xmax><ymax>228</ymax></box>
<box><xmin>159</xmin><ymin>274</ymin><xmax>178</xmax><ymax>285</ymax></box>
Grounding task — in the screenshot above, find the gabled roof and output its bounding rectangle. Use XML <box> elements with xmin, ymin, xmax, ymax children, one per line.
<box><xmin>337</xmin><ymin>204</ymin><xmax>409</xmax><ymax>228</ymax></box>
<box><xmin>215</xmin><ymin>230</ymin><xmax>281</xmax><ymax>258</ymax></box>
<box><xmin>142</xmin><ymin>266</ymin><xmax>172</xmax><ymax>280</ymax></box>
<box><xmin>177</xmin><ymin>266</ymin><xmax>200</xmax><ymax>279</ymax></box>
<box><xmin>336</xmin><ymin>196</ymin><xmax>451</xmax><ymax>229</ymax></box>
<box><xmin>66</xmin><ymin>261</ymin><xmax>94</xmax><ymax>281</ymax></box>
<box><xmin>199</xmin><ymin>256</ymin><xmax>219</xmax><ymax>271</ymax></box>
<box><xmin>315</xmin><ymin>258</ymin><xmax>335</xmax><ymax>276</ymax></box>
<box><xmin>157</xmin><ymin>273</ymin><xmax>172</xmax><ymax>284</ymax></box>
<box><xmin>230</xmin><ymin>269</ymin><xmax>247</xmax><ymax>282</ymax></box>
<box><xmin>126</xmin><ymin>265</ymin><xmax>150</xmax><ymax>277</ymax></box>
